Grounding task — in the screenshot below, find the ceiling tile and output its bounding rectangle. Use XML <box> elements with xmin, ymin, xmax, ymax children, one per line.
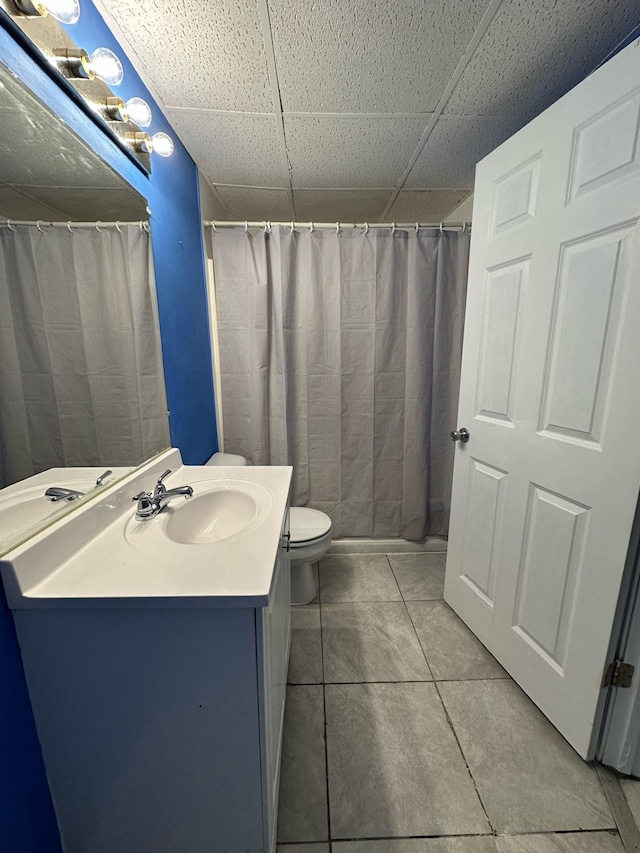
<box><xmin>30</xmin><ymin>188</ymin><xmax>148</xmax><ymax>222</ymax></box>
<box><xmin>215</xmin><ymin>187</ymin><xmax>292</xmax><ymax>220</ymax></box>
<box><xmin>0</xmin><ymin>187</ymin><xmax>64</xmax><ymax>220</ymax></box>
<box><xmin>387</xmin><ymin>190</ymin><xmax>468</xmax><ymax>221</ymax></box>
<box><xmin>96</xmin><ymin>0</ymin><xmax>272</xmax><ymax>112</ymax></box>
<box><xmin>406</xmin><ymin>116</ymin><xmax>518</xmax><ymax>189</ymax></box>
<box><xmin>269</xmin><ymin>0</ymin><xmax>486</xmax><ymax>113</ymax></box>
<box><xmin>167</xmin><ymin>111</ymin><xmax>288</xmax><ymax>188</ymax></box>
<box><xmin>293</xmin><ymin>190</ymin><xmax>391</xmax><ymax>222</ymax></box>
<box><xmin>445</xmin><ymin>0</ymin><xmax>640</xmax><ymax>122</ymax></box>
<box><xmin>285</xmin><ymin>116</ymin><xmax>427</xmax><ymax>189</ymax></box>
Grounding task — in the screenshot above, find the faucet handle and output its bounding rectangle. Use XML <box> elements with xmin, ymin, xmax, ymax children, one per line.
<box><xmin>132</xmin><ymin>491</ymin><xmax>150</xmax><ymax>502</ymax></box>
<box><xmin>154</xmin><ymin>469</ymin><xmax>171</xmax><ymax>496</ymax></box>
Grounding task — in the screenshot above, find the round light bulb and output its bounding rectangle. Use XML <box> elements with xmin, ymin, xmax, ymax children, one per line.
<box><xmin>125</xmin><ymin>97</ymin><xmax>152</xmax><ymax>128</ymax></box>
<box><xmin>89</xmin><ymin>47</ymin><xmax>123</xmax><ymax>86</ymax></box>
<box><xmin>45</xmin><ymin>0</ymin><xmax>80</xmax><ymax>23</ymax></box>
<box><xmin>151</xmin><ymin>132</ymin><xmax>174</xmax><ymax>158</ymax></box>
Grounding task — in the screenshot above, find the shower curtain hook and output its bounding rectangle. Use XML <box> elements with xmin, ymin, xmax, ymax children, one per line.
<box><xmin>212</xmin><ymin>222</ymin><xmax>219</xmax><ymax>233</ymax></box>
<box><xmin>309</xmin><ymin>221</ymin><xmax>314</xmax><ymax>233</ymax></box>
<box><xmin>115</xmin><ymin>221</ymin><xmax>122</xmax><ymax>233</ymax></box>
<box><xmin>439</xmin><ymin>222</ymin><xmax>444</xmax><ymax>234</ymax></box>
<box><xmin>415</xmin><ymin>222</ymin><xmax>419</xmax><ymax>233</ymax></box>
<box><xmin>391</xmin><ymin>222</ymin><xmax>396</xmax><ymax>235</ymax></box>
<box><xmin>336</xmin><ymin>222</ymin><xmax>340</xmax><ymax>235</ymax></box>
<box><xmin>6</xmin><ymin>219</ymin><xmax>16</xmax><ymax>232</ymax></box>
<box><xmin>290</xmin><ymin>221</ymin><xmax>295</xmax><ymax>234</ymax></box>
<box><xmin>95</xmin><ymin>221</ymin><xmax>103</xmax><ymax>233</ymax></box>
<box><xmin>244</xmin><ymin>221</ymin><xmax>248</xmax><ymax>233</ymax></box>
<box><xmin>364</xmin><ymin>222</ymin><xmax>369</xmax><ymax>234</ymax></box>
<box><xmin>67</xmin><ymin>221</ymin><xmax>74</xmax><ymax>233</ymax></box>
<box><xmin>36</xmin><ymin>220</ymin><xmax>44</xmax><ymax>233</ymax></box>
<box><xmin>462</xmin><ymin>221</ymin><xmax>467</xmax><ymax>232</ymax></box>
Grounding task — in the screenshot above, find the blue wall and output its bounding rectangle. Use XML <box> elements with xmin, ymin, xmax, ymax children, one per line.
<box><xmin>0</xmin><ymin>5</ymin><xmax>219</xmax><ymax>848</ymax></box>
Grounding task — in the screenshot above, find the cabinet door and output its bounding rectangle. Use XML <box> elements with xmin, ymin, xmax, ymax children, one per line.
<box><xmin>260</xmin><ymin>506</ymin><xmax>291</xmax><ymax>851</ymax></box>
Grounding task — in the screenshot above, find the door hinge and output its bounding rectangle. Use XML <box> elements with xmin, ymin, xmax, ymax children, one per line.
<box><xmin>603</xmin><ymin>659</ymin><xmax>635</xmax><ymax>688</ymax></box>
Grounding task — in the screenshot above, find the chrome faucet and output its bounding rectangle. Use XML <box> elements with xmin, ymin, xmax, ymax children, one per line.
<box><xmin>132</xmin><ymin>468</ymin><xmax>193</xmax><ymax>521</ymax></box>
<box><xmin>95</xmin><ymin>469</ymin><xmax>113</xmax><ymax>487</ymax></box>
<box><xmin>45</xmin><ymin>486</ymin><xmax>85</xmax><ymax>502</ymax></box>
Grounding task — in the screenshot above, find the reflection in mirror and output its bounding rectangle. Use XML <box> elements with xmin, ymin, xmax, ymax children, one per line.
<box><xmin>0</xmin><ymin>60</ymin><xmax>170</xmax><ymax>555</ymax></box>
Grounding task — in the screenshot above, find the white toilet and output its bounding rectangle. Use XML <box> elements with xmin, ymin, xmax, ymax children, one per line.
<box><xmin>206</xmin><ymin>452</ymin><xmax>332</xmax><ymax>605</ymax></box>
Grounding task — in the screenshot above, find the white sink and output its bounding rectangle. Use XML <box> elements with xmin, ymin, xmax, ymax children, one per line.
<box><xmin>124</xmin><ymin>478</ymin><xmax>274</xmax><ymax>554</ymax></box>
<box><xmin>1</xmin><ymin>452</ymin><xmax>293</xmax><ymax>607</ymax></box>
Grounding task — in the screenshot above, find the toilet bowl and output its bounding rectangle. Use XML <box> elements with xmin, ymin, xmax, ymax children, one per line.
<box><xmin>206</xmin><ymin>452</ymin><xmax>332</xmax><ymax>604</ymax></box>
<box><xmin>288</xmin><ymin>506</ymin><xmax>332</xmax><ymax>604</ymax></box>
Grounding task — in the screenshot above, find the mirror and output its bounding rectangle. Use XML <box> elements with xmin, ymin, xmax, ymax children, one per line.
<box><xmin>0</xmin><ymin>59</ymin><xmax>169</xmax><ymax>555</ymax></box>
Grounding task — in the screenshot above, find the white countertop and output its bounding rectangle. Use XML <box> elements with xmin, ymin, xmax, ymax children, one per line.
<box><xmin>0</xmin><ymin>450</ymin><xmax>292</xmax><ymax>609</ymax></box>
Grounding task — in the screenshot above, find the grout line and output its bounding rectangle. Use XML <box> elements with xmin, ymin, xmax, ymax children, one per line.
<box><xmin>379</xmin><ymin>0</ymin><xmax>505</xmax><ymax>221</ymax></box>
<box><xmin>255</xmin><ymin>0</ymin><xmax>296</xmax><ymax>219</ymax></box>
<box><xmin>317</xmin><ymin>560</ymin><xmax>333</xmax><ymax>843</ymax></box>
<box><xmin>595</xmin><ymin>764</ymin><xmax>640</xmax><ymax>852</ymax></box>
<box><xmin>432</xmin><ymin>676</ymin><xmax>496</xmax><ymax>834</ymax></box>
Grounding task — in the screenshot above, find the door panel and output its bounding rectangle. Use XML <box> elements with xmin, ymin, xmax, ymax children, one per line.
<box><xmin>446</xmin><ymin>41</ymin><xmax>640</xmax><ymax>759</ymax></box>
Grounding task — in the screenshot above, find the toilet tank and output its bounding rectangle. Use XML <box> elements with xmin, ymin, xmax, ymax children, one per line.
<box><xmin>205</xmin><ymin>452</ymin><xmax>249</xmax><ymax>466</ymax></box>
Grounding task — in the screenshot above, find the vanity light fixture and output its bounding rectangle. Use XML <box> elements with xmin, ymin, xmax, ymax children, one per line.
<box><xmin>124</xmin><ymin>131</ymin><xmax>152</xmax><ymax>154</ymax></box>
<box><xmin>10</xmin><ymin>0</ymin><xmax>80</xmax><ymax>23</ymax></box>
<box><xmin>125</xmin><ymin>131</ymin><xmax>175</xmax><ymax>157</ymax></box>
<box><xmin>51</xmin><ymin>46</ymin><xmax>123</xmax><ymax>84</ymax></box>
<box><xmin>125</xmin><ymin>97</ymin><xmax>152</xmax><ymax>128</ymax></box>
<box><xmin>150</xmin><ymin>132</ymin><xmax>174</xmax><ymax>158</ymax></box>
<box><xmin>51</xmin><ymin>47</ymin><xmax>94</xmax><ymax>79</ymax></box>
<box><xmin>88</xmin><ymin>47</ymin><xmax>124</xmax><ymax>85</ymax></box>
<box><xmin>45</xmin><ymin>0</ymin><xmax>80</xmax><ymax>23</ymax></box>
<box><xmin>93</xmin><ymin>96</ymin><xmax>128</xmax><ymax>122</ymax></box>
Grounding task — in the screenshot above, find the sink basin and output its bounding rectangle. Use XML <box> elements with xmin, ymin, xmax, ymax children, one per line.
<box><xmin>166</xmin><ymin>488</ymin><xmax>260</xmax><ymax>545</ymax></box>
<box><xmin>124</xmin><ymin>478</ymin><xmax>274</xmax><ymax>553</ymax></box>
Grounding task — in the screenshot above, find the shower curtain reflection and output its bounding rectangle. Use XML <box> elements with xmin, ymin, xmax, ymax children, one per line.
<box><xmin>212</xmin><ymin>225</ymin><xmax>469</xmax><ymax>538</ymax></box>
<box><xmin>0</xmin><ymin>223</ymin><xmax>170</xmax><ymax>488</ymax></box>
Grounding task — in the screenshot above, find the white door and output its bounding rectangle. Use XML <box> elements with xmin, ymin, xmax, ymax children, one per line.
<box><xmin>445</xmin><ymin>38</ymin><xmax>640</xmax><ymax>760</ymax></box>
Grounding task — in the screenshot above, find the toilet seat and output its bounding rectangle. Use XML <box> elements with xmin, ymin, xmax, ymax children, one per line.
<box><xmin>289</xmin><ymin>507</ymin><xmax>332</xmax><ymax>547</ymax></box>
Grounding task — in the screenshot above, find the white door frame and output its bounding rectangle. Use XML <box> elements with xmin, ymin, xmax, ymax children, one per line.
<box><xmin>598</xmin><ymin>498</ymin><xmax>640</xmax><ymax>776</ymax></box>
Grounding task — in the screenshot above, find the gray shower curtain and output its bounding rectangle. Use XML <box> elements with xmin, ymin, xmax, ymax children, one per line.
<box><xmin>212</xmin><ymin>225</ymin><xmax>469</xmax><ymax>538</ymax></box>
<box><xmin>0</xmin><ymin>223</ymin><xmax>170</xmax><ymax>488</ymax></box>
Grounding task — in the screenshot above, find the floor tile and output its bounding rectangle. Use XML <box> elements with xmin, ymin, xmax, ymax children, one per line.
<box><xmin>319</xmin><ymin>554</ymin><xmax>402</xmax><ymax>602</ymax></box>
<box><xmin>288</xmin><ymin>604</ymin><xmax>323</xmax><ymax>684</ymax></box>
<box><xmin>334</xmin><ymin>838</ymin><xmax>498</xmax><ymax>852</ymax></box>
<box><xmin>388</xmin><ymin>552</ymin><xmax>447</xmax><ymax>600</ymax></box>
<box><xmin>325</xmin><ymin>682</ymin><xmax>490</xmax><ymax>839</ymax></box>
<box><xmin>494</xmin><ymin>830</ymin><xmax>624</xmax><ymax>851</ymax></box>
<box><xmin>620</xmin><ymin>777</ymin><xmax>640</xmax><ymax>827</ymax></box>
<box><xmin>438</xmin><ymin>680</ymin><xmax>615</xmax><ymax>834</ymax></box>
<box><xmin>407</xmin><ymin>601</ymin><xmax>507</xmax><ymax>680</ymax></box>
<box><xmin>277</xmin><ymin>845</ymin><xmax>330</xmax><ymax>853</ymax></box>
<box><xmin>322</xmin><ymin>602</ymin><xmax>432</xmax><ymax>683</ymax></box>
<box><xmin>277</xmin><ymin>685</ymin><xmax>328</xmax><ymax>843</ymax></box>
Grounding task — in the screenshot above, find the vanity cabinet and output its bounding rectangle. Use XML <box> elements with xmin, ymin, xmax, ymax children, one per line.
<box><xmin>12</xmin><ymin>506</ymin><xmax>291</xmax><ymax>853</ymax></box>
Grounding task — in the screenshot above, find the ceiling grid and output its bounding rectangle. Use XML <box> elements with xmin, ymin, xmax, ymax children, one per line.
<box><xmin>93</xmin><ymin>0</ymin><xmax>640</xmax><ymax>222</ymax></box>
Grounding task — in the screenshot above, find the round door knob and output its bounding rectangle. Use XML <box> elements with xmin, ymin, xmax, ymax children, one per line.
<box><xmin>450</xmin><ymin>427</ymin><xmax>470</xmax><ymax>443</ymax></box>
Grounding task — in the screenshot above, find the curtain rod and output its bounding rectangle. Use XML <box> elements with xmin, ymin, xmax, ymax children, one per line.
<box><xmin>0</xmin><ymin>220</ymin><xmax>150</xmax><ymax>230</ymax></box>
<box><xmin>206</xmin><ymin>220</ymin><xmax>470</xmax><ymax>232</ymax></box>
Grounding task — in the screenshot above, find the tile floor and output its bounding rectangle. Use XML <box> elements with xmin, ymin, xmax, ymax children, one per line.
<box><xmin>276</xmin><ymin>551</ymin><xmax>628</xmax><ymax>852</ymax></box>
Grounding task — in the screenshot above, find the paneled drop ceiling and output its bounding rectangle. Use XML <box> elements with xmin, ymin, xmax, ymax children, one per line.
<box><xmin>94</xmin><ymin>0</ymin><xmax>638</xmax><ymax>222</ymax></box>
